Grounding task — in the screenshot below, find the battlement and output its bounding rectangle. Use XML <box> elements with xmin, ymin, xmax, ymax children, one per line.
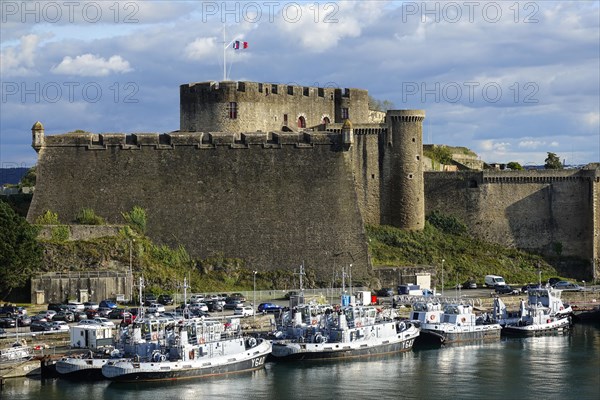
<box><xmin>37</xmin><ymin>130</ymin><xmax>342</xmax><ymax>150</ymax></box>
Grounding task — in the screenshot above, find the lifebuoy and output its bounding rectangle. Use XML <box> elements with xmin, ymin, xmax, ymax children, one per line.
<box><xmin>199</xmin><ymin>338</ymin><xmax>205</xmax><ymax>344</ymax></box>
<box><xmin>560</xmin><ymin>306</ymin><xmax>564</xmax><ymax>311</ymax></box>
<box><xmin>356</xmin><ymin>321</ymin><xmax>362</xmax><ymax>327</ymax></box>
<box><xmin>311</xmin><ymin>320</ymin><xmax>317</xmax><ymax>325</ymax></box>
<box><xmin>429</xmin><ymin>315</ymin><xmax>435</xmax><ymax>321</ymax></box>
<box><xmin>461</xmin><ymin>317</ymin><xmax>466</xmax><ymax>323</ymax></box>
<box><xmin>189</xmin><ymin>350</ymin><xmax>195</xmax><ymax>360</ymax></box>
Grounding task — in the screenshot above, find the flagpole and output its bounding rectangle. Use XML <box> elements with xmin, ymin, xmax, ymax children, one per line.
<box><xmin>223</xmin><ymin>25</ymin><xmax>226</xmax><ymax>81</ymax></box>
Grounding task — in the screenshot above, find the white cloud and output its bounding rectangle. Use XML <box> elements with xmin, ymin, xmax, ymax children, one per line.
<box><xmin>584</xmin><ymin>112</ymin><xmax>600</xmax><ymax>127</ymax></box>
<box><xmin>0</xmin><ymin>34</ymin><xmax>40</xmax><ymax>76</ymax></box>
<box><xmin>51</xmin><ymin>54</ymin><xmax>133</xmax><ymax>76</ymax></box>
<box><xmin>184</xmin><ymin>37</ymin><xmax>218</xmax><ymax>60</ymax></box>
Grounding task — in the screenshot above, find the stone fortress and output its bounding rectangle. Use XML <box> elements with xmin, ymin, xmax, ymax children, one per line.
<box><xmin>27</xmin><ymin>81</ymin><xmax>600</xmax><ymax>282</ymax></box>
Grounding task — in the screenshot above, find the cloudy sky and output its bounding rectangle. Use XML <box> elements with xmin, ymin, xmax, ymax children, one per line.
<box><xmin>1</xmin><ymin>1</ymin><xmax>599</xmax><ymax>168</ymax></box>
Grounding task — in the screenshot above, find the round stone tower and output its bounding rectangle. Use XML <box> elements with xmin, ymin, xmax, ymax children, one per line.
<box><xmin>381</xmin><ymin>110</ymin><xmax>426</xmax><ymax>230</ymax></box>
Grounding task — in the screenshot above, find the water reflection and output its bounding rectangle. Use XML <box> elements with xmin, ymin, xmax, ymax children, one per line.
<box><xmin>2</xmin><ymin>324</ymin><xmax>598</xmax><ymax>400</ymax></box>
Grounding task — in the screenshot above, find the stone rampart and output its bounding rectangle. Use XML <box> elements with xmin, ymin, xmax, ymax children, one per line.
<box><xmin>27</xmin><ymin>132</ymin><xmax>370</xmax><ymax>282</ymax></box>
<box><xmin>425</xmin><ymin>168</ymin><xmax>600</xmax><ymax>279</ymax></box>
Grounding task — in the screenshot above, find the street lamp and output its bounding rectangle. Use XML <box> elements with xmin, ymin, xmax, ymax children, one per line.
<box><xmin>582</xmin><ymin>280</ymin><xmax>586</xmax><ymax>305</ymax></box>
<box><xmin>253</xmin><ymin>271</ymin><xmax>257</xmax><ymax>322</ymax></box>
<box><xmin>441</xmin><ymin>259</ymin><xmax>445</xmax><ymax>297</ymax></box>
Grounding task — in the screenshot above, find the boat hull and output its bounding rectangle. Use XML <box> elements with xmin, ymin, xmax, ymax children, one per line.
<box><xmin>502</xmin><ymin>318</ymin><xmax>571</xmax><ymax>337</ymax></box>
<box><xmin>416</xmin><ymin>324</ymin><xmax>502</xmax><ymax>346</ymax></box>
<box><xmin>55</xmin><ymin>357</ymin><xmax>111</xmax><ymax>381</ymax></box>
<box><xmin>102</xmin><ymin>341</ymin><xmax>271</xmax><ymax>382</ymax></box>
<box><xmin>271</xmin><ymin>328</ymin><xmax>419</xmax><ymax>361</ymax></box>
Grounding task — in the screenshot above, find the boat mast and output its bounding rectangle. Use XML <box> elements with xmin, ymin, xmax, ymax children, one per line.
<box><xmin>138</xmin><ymin>276</ymin><xmax>145</xmax><ymax>319</ymax></box>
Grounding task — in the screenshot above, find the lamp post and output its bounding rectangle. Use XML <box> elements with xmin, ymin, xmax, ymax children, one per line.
<box><xmin>582</xmin><ymin>280</ymin><xmax>586</xmax><ymax>305</ymax></box>
<box><xmin>253</xmin><ymin>271</ymin><xmax>257</xmax><ymax>322</ymax></box>
<box><xmin>441</xmin><ymin>259</ymin><xmax>445</xmax><ymax>297</ymax></box>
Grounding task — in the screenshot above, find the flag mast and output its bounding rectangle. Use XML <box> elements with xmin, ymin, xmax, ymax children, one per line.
<box><xmin>223</xmin><ymin>25</ymin><xmax>226</xmax><ymax>81</ymax></box>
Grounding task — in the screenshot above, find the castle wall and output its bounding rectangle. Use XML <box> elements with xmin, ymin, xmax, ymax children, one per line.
<box><xmin>27</xmin><ymin>132</ymin><xmax>370</xmax><ymax>282</ymax></box>
<box><xmin>425</xmin><ymin>169</ymin><xmax>599</xmax><ymax>279</ymax></box>
<box><xmin>180</xmin><ymin>81</ymin><xmax>369</xmax><ymax>132</ymax></box>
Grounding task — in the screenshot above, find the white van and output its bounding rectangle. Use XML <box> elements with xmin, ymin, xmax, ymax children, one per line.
<box><xmin>485</xmin><ymin>275</ymin><xmax>506</xmax><ymax>287</ymax></box>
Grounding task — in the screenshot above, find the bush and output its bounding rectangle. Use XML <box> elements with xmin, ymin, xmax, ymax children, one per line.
<box><xmin>51</xmin><ymin>225</ymin><xmax>70</xmax><ymax>241</ymax></box>
<box><xmin>75</xmin><ymin>207</ymin><xmax>105</xmax><ymax>225</ymax></box>
<box><xmin>36</xmin><ymin>210</ymin><xmax>59</xmax><ymax>225</ymax></box>
<box><xmin>122</xmin><ymin>206</ymin><xmax>147</xmax><ymax>234</ymax></box>
<box><xmin>426</xmin><ymin>210</ymin><xmax>467</xmax><ymax>236</ymax></box>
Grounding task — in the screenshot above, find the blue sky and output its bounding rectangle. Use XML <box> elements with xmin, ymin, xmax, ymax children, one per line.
<box><xmin>1</xmin><ymin>1</ymin><xmax>599</xmax><ymax>168</ymax></box>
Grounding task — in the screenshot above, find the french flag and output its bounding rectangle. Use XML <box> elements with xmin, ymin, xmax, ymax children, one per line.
<box><xmin>233</xmin><ymin>41</ymin><xmax>248</xmax><ymax>50</ymax></box>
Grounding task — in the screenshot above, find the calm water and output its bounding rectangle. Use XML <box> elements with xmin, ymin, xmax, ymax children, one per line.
<box><xmin>4</xmin><ymin>323</ymin><xmax>599</xmax><ymax>400</ymax></box>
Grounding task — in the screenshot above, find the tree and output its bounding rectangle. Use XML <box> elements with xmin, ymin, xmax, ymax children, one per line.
<box><xmin>0</xmin><ymin>200</ymin><xmax>43</xmax><ymax>297</ymax></box>
<box><xmin>368</xmin><ymin>95</ymin><xmax>395</xmax><ymax>112</ymax></box>
<box><xmin>544</xmin><ymin>152</ymin><xmax>563</xmax><ymax>169</ymax></box>
<box><xmin>506</xmin><ymin>162</ymin><xmax>523</xmax><ymax>170</ymax></box>
<box><xmin>19</xmin><ymin>166</ymin><xmax>36</xmax><ymax>187</ymax></box>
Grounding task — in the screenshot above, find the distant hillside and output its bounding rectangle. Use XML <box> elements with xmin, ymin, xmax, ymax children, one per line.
<box><xmin>0</xmin><ymin>168</ymin><xmax>29</xmax><ymax>185</ymax></box>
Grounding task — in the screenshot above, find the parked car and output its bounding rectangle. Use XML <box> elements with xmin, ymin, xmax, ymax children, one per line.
<box><xmin>66</xmin><ymin>301</ymin><xmax>84</xmax><ymax>312</ymax></box>
<box><xmin>0</xmin><ymin>318</ymin><xmax>16</xmax><ymax>328</ymax></box>
<box><xmin>83</xmin><ymin>302</ymin><xmax>99</xmax><ymax>311</ymax></box>
<box><xmin>50</xmin><ymin>321</ymin><xmax>70</xmax><ymax>331</ymax></box>
<box><xmin>73</xmin><ymin>312</ymin><xmax>88</xmax><ymax>322</ymax></box>
<box><xmin>17</xmin><ymin>315</ymin><xmax>32</xmax><ymax>327</ymax></box>
<box><xmin>553</xmin><ymin>281</ymin><xmax>583</xmax><ymax>291</ymax></box>
<box><xmin>234</xmin><ymin>306</ymin><xmax>254</xmax><ymax>317</ymax></box>
<box><xmin>47</xmin><ymin>303</ymin><xmax>68</xmax><ymax>312</ymax></box>
<box><xmin>485</xmin><ymin>275</ymin><xmax>506</xmax><ymax>287</ymax></box>
<box><xmin>143</xmin><ymin>295</ymin><xmax>157</xmax><ymax>306</ymax></box>
<box><xmin>284</xmin><ymin>291</ymin><xmax>299</xmax><ymax>300</ymax></box>
<box><xmin>93</xmin><ymin>317</ymin><xmax>115</xmax><ymax>327</ymax></box>
<box><xmin>99</xmin><ymin>300</ymin><xmax>117</xmax><ymax>309</ymax></box>
<box><xmin>158</xmin><ymin>294</ymin><xmax>174</xmax><ymax>306</ymax></box>
<box><xmin>0</xmin><ymin>305</ymin><xmax>27</xmax><ymax>318</ymax></box>
<box><xmin>521</xmin><ymin>283</ymin><xmax>542</xmax><ymax>292</ymax></box>
<box><xmin>376</xmin><ymin>288</ymin><xmax>394</xmax><ymax>297</ymax></box>
<box><xmin>108</xmin><ymin>308</ymin><xmax>128</xmax><ymax>319</ymax></box>
<box><xmin>224</xmin><ymin>299</ymin><xmax>244</xmax><ymax>310</ymax></box>
<box><xmin>30</xmin><ymin>314</ymin><xmax>47</xmax><ymax>323</ymax></box>
<box><xmin>230</xmin><ymin>293</ymin><xmax>246</xmax><ymax>302</ymax></box>
<box><xmin>494</xmin><ymin>285</ymin><xmax>520</xmax><ymax>295</ymax></box>
<box><xmin>30</xmin><ymin>321</ymin><xmax>54</xmax><ymax>332</ymax></box>
<box><xmin>96</xmin><ymin>307</ymin><xmax>112</xmax><ymax>317</ymax></box>
<box><xmin>53</xmin><ymin>311</ymin><xmax>75</xmax><ymax>322</ymax></box>
<box><xmin>206</xmin><ymin>300</ymin><xmax>224</xmax><ymax>312</ymax></box>
<box><xmin>258</xmin><ymin>303</ymin><xmax>284</xmax><ymax>314</ymax></box>
<box><xmin>37</xmin><ymin>310</ymin><xmax>57</xmax><ymax>320</ymax></box>
<box><xmin>147</xmin><ymin>303</ymin><xmax>166</xmax><ymax>314</ymax></box>
<box><xmin>548</xmin><ymin>277</ymin><xmax>562</xmax><ymax>287</ymax></box>
<box><xmin>461</xmin><ymin>280</ymin><xmax>478</xmax><ymax>289</ymax></box>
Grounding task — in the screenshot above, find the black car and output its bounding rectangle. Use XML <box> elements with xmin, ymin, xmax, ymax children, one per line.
<box><xmin>495</xmin><ymin>285</ymin><xmax>519</xmax><ymax>295</ymax></box>
<box><xmin>17</xmin><ymin>315</ymin><xmax>32</xmax><ymax>327</ymax></box>
<box><xmin>0</xmin><ymin>317</ymin><xmax>16</xmax><ymax>328</ymax></box>
<box><xmin>206</xmin><ymin>300</ymin><xmax>224</xmax><ymax>312</ymax></box>
<box><xmin>30</xmin><ymin>321</ymin><xmax>55</xmax><ymax>332</ymax></box>
<box><xmin>158</xmin><ymin>294</ymin><xmax>174</xmax><ymax>306</ymax></box>
<box><xmin>0</xmin><ymin>305</ymin><xmax>26</xmax><ymax>318</ymax></box>
<box><xmin>376</xmin><ymin>288</ymin><xmax>394</xmax><ymax>297</ymax></box>
<box><xmin>521</xmin><ymin>283</ymin><xmax>542</xmax><ymax>292</ymax></box>
<box><xmin>108</xmin><ymin>308</ymin><xmax>127</xmax><ymax>319</ymax></box>
<box><xmin>143</xmin><ymin>295</ymin><xmax>157</xmax><ymax>306</ymax></box>
<box><xmin>47</xmin><ymin>303</ymin><xmax>68</xmax><ymax>312</ymax></box>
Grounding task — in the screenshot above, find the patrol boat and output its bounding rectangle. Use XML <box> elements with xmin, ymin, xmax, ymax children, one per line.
<box><xmin>102</xmin><ymin>317</ymin><xmax>271</xmax><ymax>382</ymax></box>
<box><xmin>270</xmin><ymin>303</ymin><xmax>420</xmax><ymax>360</ymax></box>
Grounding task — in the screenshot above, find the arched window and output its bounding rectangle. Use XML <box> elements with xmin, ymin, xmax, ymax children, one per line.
<box><xmin>297</xmin><ymin>116</ymin><xmax>306</xmax><ymax>128</ymax></box>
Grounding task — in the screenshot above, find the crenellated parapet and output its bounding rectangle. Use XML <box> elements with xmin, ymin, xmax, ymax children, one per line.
<box><xmin>34</xmin><ymin>130</ymin><xmax>343</xmax><ymax>150</ymax></box>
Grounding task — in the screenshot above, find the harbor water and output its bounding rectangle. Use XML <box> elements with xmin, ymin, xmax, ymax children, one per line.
<box><xmin>3</xmin><ymin>323</ymin><xmax>599</xmax><ymax>400</ymax></box>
